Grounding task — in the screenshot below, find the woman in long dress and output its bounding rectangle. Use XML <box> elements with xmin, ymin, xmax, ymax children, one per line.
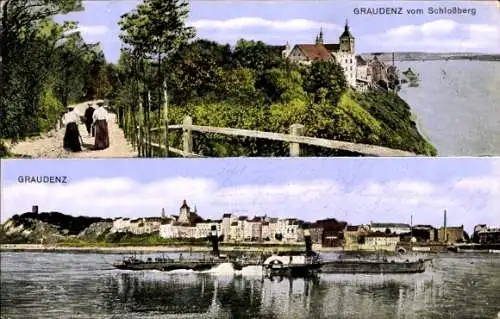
<box><xmin>62</xmin><ymin>106</ymin><xmax>82</xmax><ymax>152</ymax></box>
<box><xmin>93</xmin><ymin>101</ymin><xmax>110</xmax><ymax>150</ymax></box>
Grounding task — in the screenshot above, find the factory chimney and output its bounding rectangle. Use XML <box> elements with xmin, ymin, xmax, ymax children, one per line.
<box><xmin>443</xmin><ymin>209</ymin><xmax>448</xmax><ymax>243</ymax></box>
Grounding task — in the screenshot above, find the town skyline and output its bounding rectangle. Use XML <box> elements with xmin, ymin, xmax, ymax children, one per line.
<box><xmin>19</xmin><ymin>200</ymin><xmax>484</xmax><ymax>234</ymax></box>
<box><xmin>54</xmin><ymin>0</ymin><xmax>500</xmax><ymax>63</ymax></box>
<box><xmin>2</xmin><ymin>158</ymin><xmax>499</xmax><ymax>234</ymax></box>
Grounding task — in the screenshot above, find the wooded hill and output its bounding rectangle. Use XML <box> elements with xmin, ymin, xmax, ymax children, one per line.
<box><xmin>0</xmin><ymin>0</ymin><xmax>436</xmax><ymax>157</ymax></box>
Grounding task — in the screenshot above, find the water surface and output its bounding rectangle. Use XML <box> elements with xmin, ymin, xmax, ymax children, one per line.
<box><xmin>398</xmin><ymin>60</ymin><xmax>500</xmax><ymax>156</ymax></box>
<box><xmin>1</xmin><ymin>252</ymin><xmax>500</xmax><ymax>318</ymax></box>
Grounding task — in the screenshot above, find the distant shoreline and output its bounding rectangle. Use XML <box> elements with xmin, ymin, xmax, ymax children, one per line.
<box><xmin>361</xmin><ymin>52</ymin><xmax>500</xmax><ymax>62</ymax></box>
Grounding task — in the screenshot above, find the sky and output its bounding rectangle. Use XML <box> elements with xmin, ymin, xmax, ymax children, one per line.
<box><xmin>53</xmin><ymin>0</ymin><xmax>500</xmax><ymax>63</ymax></box>
<box><xmin>1</xmin><ymin>158</ymin><xmax>499</xmax><ymax>234</ymax></box>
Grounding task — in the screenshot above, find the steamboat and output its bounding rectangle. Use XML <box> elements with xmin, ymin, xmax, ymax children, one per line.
<box><xmin>262</xmin><ymin>230</ymin><xmax>322</xmax><ymax>276</ymax></box>
<box><xmin>262</xmin><ymin>230</ymin><xmax>431</xmax><ymax>276</ymax></box>
<box><xmin>113</xmin><ymin>226</ymin><xmax>432</xmax><ymax>275</ymax></box>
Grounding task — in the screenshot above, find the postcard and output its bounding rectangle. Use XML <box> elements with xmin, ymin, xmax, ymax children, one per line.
<box><xmin>1</xmin><ymin>0</ymin><xmax>499</xmax><ymax>158</ymax></box>
<box><xmin>1</xmin><ymin>157</ymin><xmax>500</xmax><ymax>318</ymax></box>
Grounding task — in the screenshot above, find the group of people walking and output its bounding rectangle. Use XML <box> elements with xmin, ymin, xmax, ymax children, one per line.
<box><xmin>61</xmin><ymin>100</ymin><xmax>110</xmax><ymax>152</ymax></box>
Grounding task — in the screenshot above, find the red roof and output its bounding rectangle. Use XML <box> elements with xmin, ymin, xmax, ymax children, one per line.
<box><xmin>294</xmin><ymin>44</ymin><xmax>334</xmax><ymax>61</ymax></box>
<box><xmin>324</xmin><ymin>43</ymin><xmax>340</xmax><ymax>52</ymax></box>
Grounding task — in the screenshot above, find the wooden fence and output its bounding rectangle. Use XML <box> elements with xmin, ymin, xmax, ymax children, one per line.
<box><xmin>135</xmin><ymin>116</ymin><xmax>416</xmax><ymax>157</ymax></box>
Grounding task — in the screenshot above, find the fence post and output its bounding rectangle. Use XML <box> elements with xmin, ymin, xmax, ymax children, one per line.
<box><xmin>182</xmin><ymin>116</ymin><xmax>193</xmax><ymax>156</ymax></box>
<box><xmin>289</xmin><ymin>123</ymin><xmax>304</xmax><ymax>157</ymax></box>
<box><xmin>138</xmin><ymin>102</ymin><xmax>144</xmax><ymax>157</ymax></box>
<box><xmin>163</xmin><ymin>82</ymin><xmax>169</xmax><ymax>157</ymax></box>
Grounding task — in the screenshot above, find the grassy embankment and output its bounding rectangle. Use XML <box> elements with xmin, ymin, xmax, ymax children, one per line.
<box><xmin>127</xmin><ymin>89</ymin><xmax>436</xmax><ymax>157</ymax></box>
<box><xmin>58</xmin><ymin>233</ymin><xmax>304</xmax><ymax>252</ymax></box>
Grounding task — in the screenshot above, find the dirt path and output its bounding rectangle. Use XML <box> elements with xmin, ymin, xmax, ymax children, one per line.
<box><xmin>9</xmin><ymin>102</ymin><xmax>137</xmax><ymax>158</ymax></box>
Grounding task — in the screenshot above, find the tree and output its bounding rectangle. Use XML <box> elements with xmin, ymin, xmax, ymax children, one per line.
<box><xmin>167</xmin><ymin>40</ymin><xmax>230</xmax><ymax>105</ymax></box>
<box><xmin>303</xmin><ymin>60</ymin><xmax>347</xmax><ymax>105</ymax></box>
<box><xmin>118</xmin><ymin>0</ymin><xmax>195</xmax><ymax>156</ymax></box>
<box><xmin>232</xmin><ymin>39</ymin><xmax>283</xmax><ymax>73</ymax></box>
<box><xmin>0</xmin><ymin>1</ymin><xmax>86</xmax><ymax>139</ymax></box>
<box><xmin>257</xmin><ymin>67</ymin><xmax>306</xmax><ymax>103</ymax></box>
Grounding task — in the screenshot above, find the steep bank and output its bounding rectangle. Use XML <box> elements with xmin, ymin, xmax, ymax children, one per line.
<box><xmin>0</xmin><ymin>212</ymin><xmax>113</xmax><ymax>245</ymax></box>
<box><xmin>339</xmin><ymin>91</ymin><xmax>436</xmax><ymax>155</ymax></box>
<box><xmin>165</xmin><ymin>90</ymin><xmax>436</xmax><ymax>157</ymax></box>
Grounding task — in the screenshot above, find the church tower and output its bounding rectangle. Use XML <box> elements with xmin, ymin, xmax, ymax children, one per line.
<box><xmin>339</xmin><ymin>20</ymin><xmax>355</xmax><ymax>53</ymax></box>
<box><xmin>315</xmin><ymin>27</ymin><xmax>324</xmax><ymax>45</ymax></box>
<box><xmin>179</xmin><ymin>199</ymin><xmax>190</xmax><ymax>224</ymax></box>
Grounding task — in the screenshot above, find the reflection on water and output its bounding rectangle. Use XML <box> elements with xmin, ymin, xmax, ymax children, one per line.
<box><xmin>1</xmin><ymin>253</ymin><xmax>500</xmax><ymax>318</ymax></box>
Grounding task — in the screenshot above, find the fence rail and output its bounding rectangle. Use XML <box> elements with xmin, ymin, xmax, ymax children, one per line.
<box><xmin>138</xmin><ymin>116</ymin><xmax>416</xmax><ymax>157</ymax></box>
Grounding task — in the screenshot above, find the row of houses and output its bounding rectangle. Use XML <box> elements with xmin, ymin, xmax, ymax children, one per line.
<box><xmin>271</xmin><ymin>22</ymin><xmax>396</xmax><ymax>92</ymax></box>
<box><xmin>110</xmin><ymin>200</ymin><xmax>305</xmax><ymax>243</ymax></box>
<box><xmin>110</xmin><ymin>200</ymin><xmax>479</xmax><ymax>252</ymax></box>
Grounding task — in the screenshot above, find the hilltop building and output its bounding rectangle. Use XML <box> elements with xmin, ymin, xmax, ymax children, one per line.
<box><xmin>287</xmin><ymin>22</ymin><xmax>357</xmax><ymax>88</ymax></box>
<box><xmin>281</xmin><ymin>21</ymin><xmax>404</xmax><ymax>92</ymax></box>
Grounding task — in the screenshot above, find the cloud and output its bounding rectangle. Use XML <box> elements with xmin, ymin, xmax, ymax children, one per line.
<box><xmin>363</xmin><ymin>20</ymin><xmax>499</xmax><ymax>52</ymax></box>
<box><xmin>2</xmin><ymin>174</ymin><xmax>498</xmax><ymax>232</ymax></box>
<box><xmin>76</xmin><ymin>25</ymin><xmax>109</xmax><ymax>36</ymax></box>
<box><xmin>189</xmin><ymin>17</ymin><xmax>339</xmax><ymax>32</ymax></box>
<box><xmin>453</xmin><ymin>177</ymin><xmax>500</xmax><ymax>194</ymax></box>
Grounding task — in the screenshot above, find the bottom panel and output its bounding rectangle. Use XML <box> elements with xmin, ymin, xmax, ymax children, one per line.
<box><xmin>1</xmin><ymin>158</ymin><xmax>499</xmax><ymax>319</ymax></box>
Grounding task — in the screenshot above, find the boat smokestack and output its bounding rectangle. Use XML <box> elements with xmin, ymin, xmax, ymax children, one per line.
<box><xmin>210</xmin><ymin>225</ymin><xmax>220</xmax><ymax>258</ymax></box>
<box><xmin>304</xmin><ymin>229</ymin><xmax>314</xmax><ymax>256</ymax></box>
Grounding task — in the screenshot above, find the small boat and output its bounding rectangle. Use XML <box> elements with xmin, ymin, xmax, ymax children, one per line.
<box><xmin>112</xmin><ymin>226</ymin><xmax>228</xmax><ymax>272</ymax></box>
<box><xmin>320</xmin><ymin>257</ymin><xmax>430</xmax><ymax>274</ymax></box>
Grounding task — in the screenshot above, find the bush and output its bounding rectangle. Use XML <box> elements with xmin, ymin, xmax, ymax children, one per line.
<box><xmin>37</xmin><ymin>88</ymin><xmax>65</xmax><ymax>133</ymax></box>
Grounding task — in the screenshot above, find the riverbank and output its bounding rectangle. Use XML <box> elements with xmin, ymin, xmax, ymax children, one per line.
<box><xmin>0</xmin><ymin>244</ymin><xmax>314</xmax><ymax>254</ymax></box>
<box><xmin>5</xmin><ymin>244</ymin><xmax>497</xmax><ymax>255</ymax></box>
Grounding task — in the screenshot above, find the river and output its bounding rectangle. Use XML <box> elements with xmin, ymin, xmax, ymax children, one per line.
<box><xmin>1</xmin><ymin>252</ymin><xmax>500</xmax><ymax>318</ymax></box>
<box><xmin>397</xmin><ymin>60</ymin><xmax>500</xmax><ymax>156</ymax></box>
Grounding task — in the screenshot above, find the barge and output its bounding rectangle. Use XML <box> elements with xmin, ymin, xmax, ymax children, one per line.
<box><xmin>112</xmin><ymin>226</ymin><xmax>227</xmax><ymax>271</ymax></box>
<box><xmin>112</xmin><ymin>255</ymin><xmax>226</xmax><ymax>271</ymax></box>
<box><xmin>320</xmin><ymin>258</ymin><xmax>429</xmax><ymax>274</ymax></box>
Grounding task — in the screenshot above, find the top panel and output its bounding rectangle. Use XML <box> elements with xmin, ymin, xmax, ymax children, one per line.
<box><xmin>1</xmin><ymin>0</ymin><xmax>498</xmax><ymax>158</ymax></box>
